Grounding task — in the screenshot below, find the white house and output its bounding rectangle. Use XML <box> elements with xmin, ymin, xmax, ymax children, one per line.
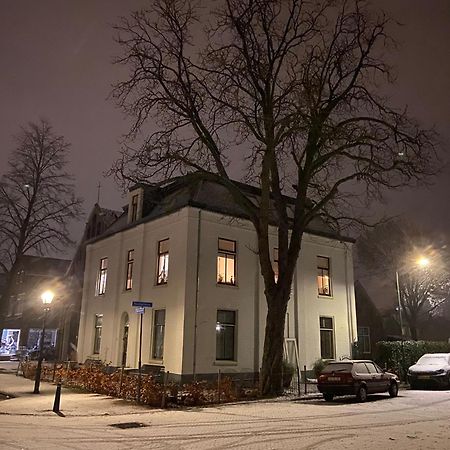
<box><xmin>77</xmin><ymin>177</ymin><xmax>357</xmax><ymax>381</ymax></box>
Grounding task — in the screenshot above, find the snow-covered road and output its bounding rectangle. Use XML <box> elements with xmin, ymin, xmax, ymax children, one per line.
<box><xmin>1</xmin><ymin>389</ymin><xmax>450</xmax><ymax>449</ymax></box>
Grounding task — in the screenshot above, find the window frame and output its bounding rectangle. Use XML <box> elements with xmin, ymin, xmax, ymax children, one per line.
<box><xmin>152</xmin><ymin>309</ymin><xmax>166</xmax><ymax>360</ymax></box>
<box><xmin>215</xmin><ymin>309</ymin><xmax>237</xmax><ymax>361</ymax></box>
<box><xmin>125</xmin><ymin>249</ymin><xmax>134</xmax><ymax>291</ymax></box>
<box><xmin>93</xmin><ymin>314</ymin><xmax>103</xmax><ymax>354</ymax></box>
<box><xmin>95</xmin><ymin>257</ymin><xmax>108</xmax><ymax>296</ymax></box>
<box><xmin>217</xmin><ymin>238</ymin><xmax>237</xmax><ymax>286</ymax></box>
<box><xmin>317</xmin><ymin>256</ymin><xmax>332</xmax><ymax>296</ymax></box>
<box><xmin>156</xmin><ymin>239</ymin><xmax>169</xmax><ymax>285</ymax></box>
<box><xmin>319</xmin><ymin>316</ymin><xmax>335</xmax><ymax>360</ymax></box>
<box><xmin>357</xmin><ymin>326</ymin><xmax>371</xmax><ymax>354</ymax></box>
<box><xmin>131</xmin><ymin>194</ymin><xmax>139</xmax><ymax>222</ymax></box>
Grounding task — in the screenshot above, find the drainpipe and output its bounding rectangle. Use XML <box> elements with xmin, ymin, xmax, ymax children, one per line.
<box><xmin>344</xmin><ymin>244</ymin><xmax>355</xmax><ymax>355</ymax></box>
<box><xmin>192</xmin><ymin>210</ymin><xmax>202</xmax><ymax>380</ymax></box>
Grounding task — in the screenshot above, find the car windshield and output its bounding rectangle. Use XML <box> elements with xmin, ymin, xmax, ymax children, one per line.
<box><xmin>417</xmin><ymin>355</ymin><xmax>448</xmax><ymax>366</ymax></box>
<box><xmin>321</xmin><ymin>363</ymin><xmax>352</xmax><ymax>373</ymax></box>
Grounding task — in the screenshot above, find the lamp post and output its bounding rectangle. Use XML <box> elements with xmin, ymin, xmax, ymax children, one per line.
<box><xmin>33</xmin><ymin>290</ymin><xmax>54</xmax><ymax>394</ymax></box>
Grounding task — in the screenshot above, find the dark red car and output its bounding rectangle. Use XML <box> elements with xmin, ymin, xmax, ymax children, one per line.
<box><xmin>318</xmin><ymin>360</ymin><xmax>399</xmax><ymax>402</ymax></box>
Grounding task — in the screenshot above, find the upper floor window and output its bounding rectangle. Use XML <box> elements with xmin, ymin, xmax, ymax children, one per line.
<box><xmin>319</xmin><ymin>316</ymin><xmax>335</xmax><ymax>359</ymax></box>
<box><xmin>157</xmin><ymin>239</ymin><xmax>169</xmax><ymax>285</ymax></box>
<box><xmin>216</xmin><ymin>310</ymin><xmax>236</xmax><ymax>361</ymax></box>
<box><xmin>131</xmin><ymin>194</ymin><xmax>139</xmax><ymax>222</ymax></box>
<box><xmin>96</xmin><ymin>257</ymin><xmax>108</xmax><ymax>296</ymax></box>
<box><xmin>317</xmin><ymin>256</ymin><xmax>331</xmax><ymax>296</ymax></box>
<box><xmin>125</xmin><ymin>249</ymin><xmax>134</xmax><ymax>290</ymax></box>
<box><xmin>93</xmin><ymin>314</ymin><xmax>103</xmax><ymax>354</ymax></box>
<box><xmin>217</xmin><ymin>238</ymin><xmax>236</xmax><ymax>285</ymax></box>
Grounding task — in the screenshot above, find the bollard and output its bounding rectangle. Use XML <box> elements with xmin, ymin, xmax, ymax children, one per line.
<box><xmin>161</xmin><ymin>371</ymin><xmax>169</xmax><ymax>409</ymax></box>
<box><xmin>304</xmin><ymin>365</ymin><xmax>307</xmax><ymax>395</ymax></box>
<box><xmin>53</xmin><ymin>383</ymin><xmax>62</xmax><ymax>413</ymax></box>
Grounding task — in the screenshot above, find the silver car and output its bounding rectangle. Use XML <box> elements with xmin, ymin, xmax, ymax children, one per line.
<box><xmin>407</xmin><ymin>353</ymin><xmax>450</xmax><ymax>389</ymax></box>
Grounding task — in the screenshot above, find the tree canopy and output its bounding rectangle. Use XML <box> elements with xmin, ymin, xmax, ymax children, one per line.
<box><xmin>112</xmin><ymin>0</ymin><xmax>440</xmax><ymax>394</ymax></box>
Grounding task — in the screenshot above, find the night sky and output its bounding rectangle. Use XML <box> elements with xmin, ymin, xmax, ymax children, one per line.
<box><xmin>0</xmin><ymin>0</ymin><xmax>449</xmax><ymax>254</ymax></box>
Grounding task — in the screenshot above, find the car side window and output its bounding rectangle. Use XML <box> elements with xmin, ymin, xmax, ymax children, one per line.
<box><xmin>354</xmin><ymin>363</ymin><xmax>369</xmax><ymax>374</ymax></box>
<box><xmin>364</xmin><ymin>362</ymin><xmax>378</xmax><ymax>374</ymax></box>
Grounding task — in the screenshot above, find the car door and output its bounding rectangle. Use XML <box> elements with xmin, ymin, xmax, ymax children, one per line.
<box><xmin>353</xmin><ymin>362</ymin><xmax>371</xmax><ymax>391</ymax></box>
<box><xmin>365</xmin><ymin>362</ymin><xmax>383</xmax><ymax>392</ymax></box>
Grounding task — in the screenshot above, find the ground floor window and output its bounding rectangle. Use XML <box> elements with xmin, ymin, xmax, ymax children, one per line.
<box><xmin>152</xmin><ymin>310</ymin><xmax>166</xmax><ymax>359</ymax></box>
<box><xmin>357</xmin><ymin>326</ymin><xmax>371</xmax><ymax>354</ymax></box>
<box><xmin>93</xmin><ymin>314</ymin><xmax>103</xmax><ymax>354</ymax></box>
<box><xmin>319</xmin><ymin>316</ymin><xmax>335</xmax><ymax>359</ymax></box>
<box><xmin>0</xmin><ymin>329</ymin><xmax>20</xmax><ymax>356</ymax></box>
<box><xmin>216</xmin><ymin>310</ymin><xmax>236</xmax><ymax>361</ymax></box>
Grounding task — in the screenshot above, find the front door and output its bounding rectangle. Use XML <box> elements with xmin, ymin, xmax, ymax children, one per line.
<box><xmin>121</xmin><ymin>322</ymin><xmax>129</xmax><ymax>367</ymax></box>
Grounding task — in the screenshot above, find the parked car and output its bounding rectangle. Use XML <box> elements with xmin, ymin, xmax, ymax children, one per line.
<box><xmin>407</xmin><ymin>353</ymin><xmax>450</xmax><ymax>389</ymax></box>
<box><xmin>318</xmin><ymin>360</ymin><xmax>399</xmax><ymax>402</ymax></box>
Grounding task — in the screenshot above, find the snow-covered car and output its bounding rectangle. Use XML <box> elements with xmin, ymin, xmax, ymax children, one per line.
<box><xmin>407</xmin><ymin>353</ymin><xmax>450</xmax><ymax>389</ymax></box>
<box><xmin>317</xmin><ymin>360</ymin><xmax>399</xmax><ymax>402</ymax></box>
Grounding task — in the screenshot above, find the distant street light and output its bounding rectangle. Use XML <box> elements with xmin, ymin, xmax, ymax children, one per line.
<box><xmin>417</xmin><ymin>256</ymin><xmax>430</xmax><ymax>268</ymax></box>
<box><xmin>33</xmin><ymin>290</ymin><xmax>54</xmax><ymax>394</ymax></box>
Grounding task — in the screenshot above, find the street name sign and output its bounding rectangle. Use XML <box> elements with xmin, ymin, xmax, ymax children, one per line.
<box><xmin>132</xmin><ymin>301</ymin><xmax>153</xmax><ymax>308</ymax></box>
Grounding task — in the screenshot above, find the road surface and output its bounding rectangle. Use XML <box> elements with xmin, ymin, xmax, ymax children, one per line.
<box><xmin>1</xmin><ymin>389</ymin><xmax>450</xmax><ymax>449</ymax></box>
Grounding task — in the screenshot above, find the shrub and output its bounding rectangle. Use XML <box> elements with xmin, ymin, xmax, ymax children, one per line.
<box><xmin>375</xmin><ymin>340</ymin><xmax>450</xmax><ymax>377</ymax></box>
<box><xmin>312</xmin><ymin>358</ymin><xmax>326</xmax><ymax>379</ymax></box>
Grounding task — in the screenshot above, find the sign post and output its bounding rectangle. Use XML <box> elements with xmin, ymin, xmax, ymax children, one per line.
<box><xmin>132</xmin><ymin>301</ymin><xmax>152</xmax><ymax>403</ymax></box>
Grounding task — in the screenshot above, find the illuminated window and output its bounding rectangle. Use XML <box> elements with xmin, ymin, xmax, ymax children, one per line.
<box><xmin>216</xmin><ymin>310</ymin><xmax>236</xmax><ymax>360</ymax></box>
<box><xmin>157</xmin><ymin>239</ymin><xmax>169</xmax><ymax>285</ymax></box>
<box><xmin>125</xmin><ymin>249</ymin><xmax>134</xmax><ymax>290</ymax></box>
<box><xmin>273</xmin><ymin>248</ymin><xmax>279</xmax><ymax>282</ymax></box>
<box><xmin>96</xmin><ymin>258</ymin><xmax>108</xmax><ymax>295</ymax></box>
<box><xmin>131</xmin><ymin>194</ymin><xmax>139</xmax><ymax>222</ymax></box>
<box><xmin>317</xmin><ymin>256</ymin><xmax>331</xmax><ymax>296</ymax></box>
<box><xmin>93</xmin><ymin>314</ymin><xmax>103</xmax><ymax>354</ymax></box>
<box><xmin>152</xmin><ymin>310</ymin><xmax>166</xmax><ymax>359</ymax></box>
<box><xmin>217</xmin><ymin>238</ymin><xmax>236</xmax><ymax>285</ymax></box>
<box><xmin>320</xmin><ymin>316</ymin><xmax>334</xmax><ymax>359</ymax></box>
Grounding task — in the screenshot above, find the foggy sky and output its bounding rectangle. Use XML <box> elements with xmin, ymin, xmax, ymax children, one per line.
<box><xmin>0</xmin><ymin>0</ymin><xmax>449</xmax><ymax>258</ymax></box>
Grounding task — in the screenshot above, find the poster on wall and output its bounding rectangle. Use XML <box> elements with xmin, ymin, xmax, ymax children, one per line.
<box><xmin>0</xmin><ymin>329</ymin><xmax>20</xmax><ymax>356</ymax></box>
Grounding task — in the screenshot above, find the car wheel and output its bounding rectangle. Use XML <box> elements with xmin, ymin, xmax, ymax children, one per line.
<box><xmin>389</xmin><ymin>381</ymin><xmax>399</xmax><ymax>397</ymax></box>
<box><xmin>356</xmin><ymin>385</ymin><xmax>367</xmax><ymax>402</ymax></box>
<box><xmin>323</xmin><ymin>393</ymin><xmax>334</xmax><ymax>402</ymax></box>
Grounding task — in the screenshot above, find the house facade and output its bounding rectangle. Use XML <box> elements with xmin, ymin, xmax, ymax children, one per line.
<box><xmin>77</xmin><ymin>178</ymin><xmax>357</xmax><ymax>381</ymax></box>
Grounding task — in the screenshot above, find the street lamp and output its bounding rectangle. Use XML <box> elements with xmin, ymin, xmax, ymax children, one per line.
<box><xmin>33</xmin><ymin>290</ymin><xmax>54</xmax><ymax>394</ymax></box>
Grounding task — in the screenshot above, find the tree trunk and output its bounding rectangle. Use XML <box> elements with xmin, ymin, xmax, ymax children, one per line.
<box><xmin>260</xmin><ymin>292</ymin><xmax>290</xmax><ymax>395</ymax></box>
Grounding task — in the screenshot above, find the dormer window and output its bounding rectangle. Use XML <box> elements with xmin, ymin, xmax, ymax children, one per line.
<box><xmin>127</xmin><ymin>187</ymin><xmax>144</xmax><ymax>224</ymax></box>
<box><xmin>131</xmin><ymin>194</ymin><xmax>139</xmax><ymax>222</ymax></box>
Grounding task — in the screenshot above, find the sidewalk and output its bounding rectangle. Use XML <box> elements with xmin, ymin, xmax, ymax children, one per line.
<box><xmin>0</xmin><ymin>361</ymin><xmax>324</xmax><ymax>417</ymax></box>
<box><xmin>0</xmin><ymin>361</ymin><xmax>151</xmax><ymax>417</ymax></box>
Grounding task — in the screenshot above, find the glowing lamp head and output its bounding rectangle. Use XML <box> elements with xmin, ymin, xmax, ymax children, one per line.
<box><xmin>41</xmin><ymin>290</ymin><xmax>54</xmax><ymax>305</ymax></box>
<box><xmin>417</xmin><ymin>257</ymin><xmax>430</xmax><ymax>268</ymax></box>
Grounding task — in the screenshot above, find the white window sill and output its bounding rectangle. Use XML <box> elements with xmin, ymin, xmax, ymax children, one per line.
<box><xmin>216</xmin><ymin>283</ymin><xmax>239</xmax><ymax>289</ymax></box>
<box><xmin>214</xmin><ymin>360</ymin><xmax>238</xmax><ymax>366</ymax></box>
<box><xmin>317</xmin><ymin>294</ymin><xmax>333</xmax><ymax>299</ymax></box>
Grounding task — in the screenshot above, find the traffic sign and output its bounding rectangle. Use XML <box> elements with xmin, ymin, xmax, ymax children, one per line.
<box><xmin>135</xmin><ymin>307</ymin><xmax>145</xmax><ymax>314</ymax></box>
<box><xmin>132</xmin><ymin>301</ymin><xmax>153</xmax><ymax>308</ymax></box>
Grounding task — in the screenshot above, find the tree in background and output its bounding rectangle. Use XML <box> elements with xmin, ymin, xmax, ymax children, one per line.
<box><xmin>112</xmin><ymin>0</ymin><xmax>439</xmax><ymax>394</ymax></box>
<box><xmin>357</xmin><ymin>220</ymin><xmax>449</xmax><ymax>340</ymax></box>
<box><xmin>0</xmin><ymin>119</ymin><xmax>83</xmax><ymax>316</ymax></box>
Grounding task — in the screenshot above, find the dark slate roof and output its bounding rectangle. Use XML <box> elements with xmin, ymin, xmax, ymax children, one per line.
<box><xmin>19</xmin><ymin>255</ymin><xmax>71</xmax><ymax>276</ymax></box>
<box><xmin>91</xmin><ymin>176</ymin><xmax>354</xmax><ymax>244</ymax></box>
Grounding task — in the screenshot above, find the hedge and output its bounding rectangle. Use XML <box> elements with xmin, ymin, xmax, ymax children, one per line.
<box><xmin>374</xmin><ymin>340</ymin><xmax>450</xmax><ymax>377</ymax></box>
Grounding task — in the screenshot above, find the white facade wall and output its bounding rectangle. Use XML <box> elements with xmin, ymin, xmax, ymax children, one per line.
<box><xmin>77</xmin><ymin>205</ymin><xmax>356</xmax><ymax>376</ymax></box>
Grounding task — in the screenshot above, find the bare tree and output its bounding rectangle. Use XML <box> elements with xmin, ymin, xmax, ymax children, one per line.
<box><xmin>112</xmin><ymin>0</ymin><xmax>439</xmax><ymax>394</ymax></box>
<box><xmin>0</xmin><ymin>119</ymin><xmax>83</xmax><ymax>316</ymax></box>
<box><xmin>357</xmin><ymin>220</ymin><xmax>449</xmax><ymax>340</ymax></box>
